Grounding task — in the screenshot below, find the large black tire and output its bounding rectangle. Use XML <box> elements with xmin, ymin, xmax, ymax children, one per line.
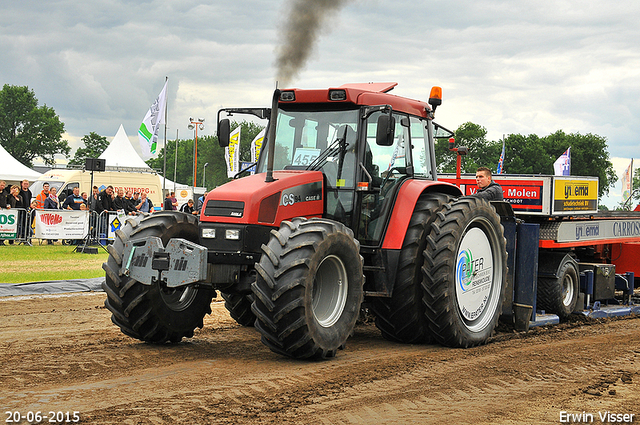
<box><xmin>252</xmin><ymin>217</ymin><xmax>364</xmax><ymax>359</ymax></box>
<box><xmin>537</xmin><ymin>255</ymin><xmax>579</xmax><ymax>320</ymax></box>
<box><xmin>221</xmin><ymin>292</ymin><xmax>256</xmax><ymax>327</ymax></box>
<box><xmin>370</xmin><ymin>193</ymin><xmax>451</xmax><ymax>343</ymax></box>
<box><xmin>102</xmin><ymin>212</ymin><xmax>214</xmax><ymax>343</ymax></box>
<box><xmin>422</xmin><ymin>197</ymin><xmax>507</xmax><ymax>348</ymax></box>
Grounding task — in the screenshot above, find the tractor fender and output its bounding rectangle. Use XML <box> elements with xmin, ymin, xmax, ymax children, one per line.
<box><xmin>381</xmin><ymin>180</ymin><xmax>462</xmax><ymax>250</ymax></box>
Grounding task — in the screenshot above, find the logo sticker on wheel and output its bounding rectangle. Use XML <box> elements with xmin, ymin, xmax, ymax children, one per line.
<box><xmin>456</xmin><ymin>227</ymin><xmax>494</xmax><ymax>321</ymax></box>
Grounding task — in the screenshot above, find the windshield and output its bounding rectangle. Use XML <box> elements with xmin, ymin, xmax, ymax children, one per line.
<box><xmin>257</xmin><ymin>108</ymin><xmax>359</xmax><ymax>189</ymax></box>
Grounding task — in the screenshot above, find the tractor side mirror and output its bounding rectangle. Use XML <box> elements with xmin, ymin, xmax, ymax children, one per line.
<box><xmin>376</xmin><ymin>114</ymin><xmax>395</xmax><ymax>146</ymax></box>
<box><xmin>218</xmin><ymin>119</ymin><xmax>231</xmax><ymax>147</ymax></box>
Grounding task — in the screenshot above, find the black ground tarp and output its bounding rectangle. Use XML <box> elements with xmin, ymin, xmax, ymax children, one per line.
<box><xmin>0</xmin><ymin>278</ymin><xmax>105</xmax><ymax>297</ymax></box>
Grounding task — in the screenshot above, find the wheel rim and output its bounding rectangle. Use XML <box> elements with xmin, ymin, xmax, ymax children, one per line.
<box><xmin>160</xmin><ymin>286</ymin><xmax>199</xmax><ymax>312</ymax></box>
<box><xmin>312</xmin><ymin>254</ymin><xmax>349</xmax><ymax>328</ymax></box>
<box><xmin>562</xmin><ymin>272</ymin><xmax>575</xmax><ymax>307</ymax></box>
<box><xmin>454</xmin><ymin>219</ymin><xmax>503</xmax><ymax>332</ymax></box>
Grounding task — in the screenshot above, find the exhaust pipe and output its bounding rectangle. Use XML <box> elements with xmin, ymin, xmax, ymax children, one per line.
<box><xmin>265</xmin><ymin>89</ymin><xmax>281</xmax><ymax>183</ymax></box>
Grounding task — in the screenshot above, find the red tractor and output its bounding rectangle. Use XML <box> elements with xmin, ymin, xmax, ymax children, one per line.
<box><xmin>103</xmin><ymin>83</ymin><xmax>508</xmax><ymax>359</ymax></box>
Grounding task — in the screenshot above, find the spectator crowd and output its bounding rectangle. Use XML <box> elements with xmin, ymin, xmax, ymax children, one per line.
<box><xmin>1</xmin><ymin>179</ymin><xmax>207</xmax><ymax>245</ymax></box>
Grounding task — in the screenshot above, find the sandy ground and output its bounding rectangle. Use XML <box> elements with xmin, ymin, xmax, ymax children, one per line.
<box><xmin>1</xmin><ymin>292</ymin><xmax>640</xmax><ymax>424</ymax></box>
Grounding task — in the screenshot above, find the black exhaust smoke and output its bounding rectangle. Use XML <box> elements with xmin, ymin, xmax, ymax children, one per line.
<box><xmin>276</xmin><ymin>0</ymin><xmax>352</xmax><ymax>86</ymax></box>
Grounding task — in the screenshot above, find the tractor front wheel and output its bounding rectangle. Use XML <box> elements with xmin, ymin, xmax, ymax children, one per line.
<box><xmin>102</xmin><ymin>212</ymin><xmax>214</xmax><ymax>343</ymax></box>
<box><xmin>252</xmin><ymin>217</ymin><xmax>364</xmax><ymax>359</ymax></box>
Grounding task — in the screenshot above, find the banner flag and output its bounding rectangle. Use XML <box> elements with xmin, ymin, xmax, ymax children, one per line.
<box><xmin>553</xmin><ymin>147</ymin><xmax>571</xmax><ymax>176</ymax></box>
<box><xmin>496</xmin><ymin>139</ymin><xmax>505</xmax><ymax>174</ymax></box>
<box><xmin>250</xmin><ymin>128</ymin><xmax>266</xmax><ymax>169</ymax></box>
<box><xmin>622</xmin><ymin>159</ymin><xmax>633</xmax><ymax>203</ymax></box>
<box><xmin>387</xmin><ymin>132</ymin><xmax>405</xmax><ymax>170</ymax></box>
<box><xmin>138</xmin><ymin>80</ymin><xmax>168</xmax><ymax>159</ymax></box>
<box><xmin>225</xmin><ymin>126</ymin><xmax>241</xmax><ymax>178</ymax></box>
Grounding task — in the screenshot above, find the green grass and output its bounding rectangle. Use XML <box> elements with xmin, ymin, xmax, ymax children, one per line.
<box><xmin>0</xmin><ymin>243</ymin><xmax>109</xmax><ymax>283</ymax></box>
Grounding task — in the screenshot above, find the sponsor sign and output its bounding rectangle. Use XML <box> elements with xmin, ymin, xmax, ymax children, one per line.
<box><xmin>0</xmin><ymin>210</ymin><xmax>18</xmax><ymax>239</ymax></box>
<box><xmin>240</xmin><ymin>161</ymin><xmax>256</xmax><ymax>174</ymax></box>
<box><xmin>112</xmin><ymin>185</ymin><xmax>158</xmax><ymax>196</ymax></box>
<box><xmin>555</xmin><ymin>218</ymin><xmax>640</xmax><ymax>243</ymax></box>
<box><xmin>35</xmin><ymin>210</ymin><xmax>89</xmax><ymax>239</ymax></box>
<box><xmin>108</xmin><ymin>211</ymin><xmax>127</xmax><ymax>240</ymax></box>
<box><xmin>439</xmin><ymin>175</ymin><xmax>548</xmax><ymax>214</ymax></box>
<box><xmin>553</xmin><ymin>178</ymin><xmax>598</xmax><ymax>213</ymax></box>
<box><xmin>455</xmin><ymin>227</ymin><xmax>494</xmax><ymax>322</ymax></box>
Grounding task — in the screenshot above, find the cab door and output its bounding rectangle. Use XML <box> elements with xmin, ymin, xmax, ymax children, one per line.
<box><xmin>356</xmin><ymin>111</ymin><xmax>410</xmax><ymax>245</ymax></box>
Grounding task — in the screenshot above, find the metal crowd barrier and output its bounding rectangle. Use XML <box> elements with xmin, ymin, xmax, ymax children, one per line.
<box><xmin>0</xmin><ymin>208</ymin><xmax>30</xmax><ymax>245</ymax></box>
<box><xmin>0</xmin><ymin>209</ymin><xmax>145</xmax><ymax>246</ymax></box>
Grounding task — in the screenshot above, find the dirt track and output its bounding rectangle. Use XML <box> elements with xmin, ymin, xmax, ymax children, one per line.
<box><xmin>1</xmin><ymin>292</ymin><xmax>640</xmax><ymax>424</ymax></box>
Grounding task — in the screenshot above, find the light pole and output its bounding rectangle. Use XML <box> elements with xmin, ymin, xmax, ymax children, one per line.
<box><xmin>174</xmin><ymin>129</ymin><xmax>179</xmax><ymax>188</ymax></box>
<box><xmin>203</xmin><ymin>162</ymin><xmax>209</xmax><ymax>190</ymax></box>
<box><xmin>188</xmin><ymin>117</ymin><xmax>205</xmax><ymax>188</ymax></box>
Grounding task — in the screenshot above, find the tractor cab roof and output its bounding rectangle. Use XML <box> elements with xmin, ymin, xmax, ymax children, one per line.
<box><xmin>278</xmin><ymin>82</ymin><xmax>433</xmax><ymax>119</ymax></box>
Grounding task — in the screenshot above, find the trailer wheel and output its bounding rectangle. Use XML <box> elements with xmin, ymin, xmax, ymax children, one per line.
<box><xmin>252</xmin><ymin>217</ymin><xmax>364</xmax><ymax>359</ymax></box>
<box><xmin>422</xmin><ymin>197</ymin><xmax>507</xmax><ymax>348</ymax></box>
<box><xmin>537</xmin><ymin>255</ymin><xmax>579</xmax><ymax>320</ymax></box>
<box><xmin>221</xmin><ymin>292</ymin><xmax>256</xmax><ymax>327</ymax></box>
<box><xmin>371</xmin><ymin>193</ymin><xmax>451</xmax><ymax>343</ymax></box>
<box><xmin>102</xmin><ymin>212</ymin><xmax>214</xmax><ymax>343</ymax></box>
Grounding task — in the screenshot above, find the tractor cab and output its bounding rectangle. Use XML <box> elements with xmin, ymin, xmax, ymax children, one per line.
<box><xmin>219</xmin><ymin>85</ymin><xmax>444</xmax><ymax>248</ymax></box>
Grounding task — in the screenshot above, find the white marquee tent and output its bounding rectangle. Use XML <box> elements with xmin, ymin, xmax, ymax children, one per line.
<box><xmin>99</xmin><ymin>124</ymin><xmax>187</xmax><ymax>194</ymax></box>
<box><xmin>99</xmin><ymin>124</ymin><xmax>151</xmax><ymax>169</ymax></box>
<box><xmin>0</xmin><ymin>142</ymin><xmax>42</xmax><ymax>184</ymax></box>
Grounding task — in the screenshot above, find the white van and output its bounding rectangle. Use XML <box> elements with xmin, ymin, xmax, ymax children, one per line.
<box><xmin>30</xmin><ymin>168</ymin><xmax>165</xmax><ymax>209</ymax></box>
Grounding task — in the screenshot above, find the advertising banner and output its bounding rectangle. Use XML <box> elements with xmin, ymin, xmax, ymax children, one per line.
<box><xmin>0</xmin><ymin>210</ymin><xmax>18</xmax><ymax>239</ymax></box>
<box><xmin>250</xmin><ymin>128</ymin><xmax>265</xmax><ymax>169</ymax></box>
<box><xmin>552</xmin><ymin>178</ymin><xmax>598</xmax><ymax>213</ymax></box>
<box><xmin>438</xmin><ymin>175</ymin><xmax>550</xmax><ymax>215</ymax></box>
<box><xmin>225</xmin><ymin>126</ymin><xmax>241</xmax><ymax>178</ymax></box>
<box><xmin>107</xmin><ymin>211</ymin><xmax>127</xmax><ymax>240</ymax></box>
<box><xmin>35</xmin><ymin>210</ymin><xmax>89</xmax><ymax>239</ymax></box>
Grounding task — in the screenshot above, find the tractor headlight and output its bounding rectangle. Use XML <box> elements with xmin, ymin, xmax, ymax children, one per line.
<box><xmin>225</xmin><ymin>229</ymin><xmax>240</xmax><ymax>240</ymax></box>
<box><xmin>202</xmin><ymin>228</ymin><xmax>216</xmax><ymax>239</ymax></box>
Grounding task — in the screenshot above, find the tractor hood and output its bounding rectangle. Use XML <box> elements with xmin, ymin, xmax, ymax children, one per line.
<box><xmin>200</xmin><ymin>170</ymin><xmax>324</xmax><ymax>225</ymax></box>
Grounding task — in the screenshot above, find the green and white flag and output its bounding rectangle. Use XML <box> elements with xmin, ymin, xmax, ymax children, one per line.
<box><xmin>138</xmin><ymin>80</ymin><xmax>167</xmax><ymax>158</ymax></box>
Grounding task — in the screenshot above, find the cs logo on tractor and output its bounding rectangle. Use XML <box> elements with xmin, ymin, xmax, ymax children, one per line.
<box><xmin>281</xmin><ymin>192</ymin><xmax>301</xmax><ymax>207</ymax></box>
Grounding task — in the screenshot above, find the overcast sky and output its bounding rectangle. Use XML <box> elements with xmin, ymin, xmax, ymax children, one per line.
<box><xmin>1</xmin><ymin>0</ymin><xmax>639</xmax><ymax>207</ymax></box>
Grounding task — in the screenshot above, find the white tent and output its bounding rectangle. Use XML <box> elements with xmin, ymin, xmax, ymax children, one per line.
<box><xmin>0</xmin><ymin>142</ymin><xmax>42</xmax><ymax>184</ymax></box>
<box><xmin>99</xmin><ymin>124</ymin><xmax>151</xmax><ymax>169</ymax></box>
<box><xmin>99</xmin><ymin>124</ymin><xmax>189</xmax><ymax>195</ymax></box>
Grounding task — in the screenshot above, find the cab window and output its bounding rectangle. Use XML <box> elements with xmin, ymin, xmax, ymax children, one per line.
<box><xmin>410</xmin><ymin>116</ymin><xmax>433</xmax><ymax>179</ymax></box>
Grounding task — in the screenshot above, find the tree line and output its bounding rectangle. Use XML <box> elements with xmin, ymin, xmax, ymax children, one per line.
<box><xmin>0</xmin><ymin>84</ymin><xmax>623</xmax><ymax>201</ymax></box>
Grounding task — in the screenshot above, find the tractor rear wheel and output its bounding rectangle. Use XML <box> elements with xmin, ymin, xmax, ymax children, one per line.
<box><xmin>422</xmin><ymin>197</ymin><xmax>507</xmax><ymax>348</ymax></box>
<box><xmin>252</xmin><ymin>217</ymin><xmax>364</xmax><ymax>359</ymax></box>
<box><xmin>371</xmin><ymin>193</ymin><xmax>451</xmax><ymax>343</ymax></box>
<box><xmin>102</xmin><ymin>212</ymin><xmax>214</xmax><ymax>343</ymax></box>
<box><xmin>221</xmin><ymin>292</ymin><xmax>256</xmax><ymax>327</ymax></box>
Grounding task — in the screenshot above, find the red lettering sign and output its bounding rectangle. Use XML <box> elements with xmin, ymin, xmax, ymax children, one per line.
<box><xmin>40</xmin><ymin>213</ymin><xmax>63</xmax><ymax>225</ymax></box>
<box><xmin>505</xmin><ymin>186</ymin><xmax>540</xmax><ymax>199</ymax></box>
